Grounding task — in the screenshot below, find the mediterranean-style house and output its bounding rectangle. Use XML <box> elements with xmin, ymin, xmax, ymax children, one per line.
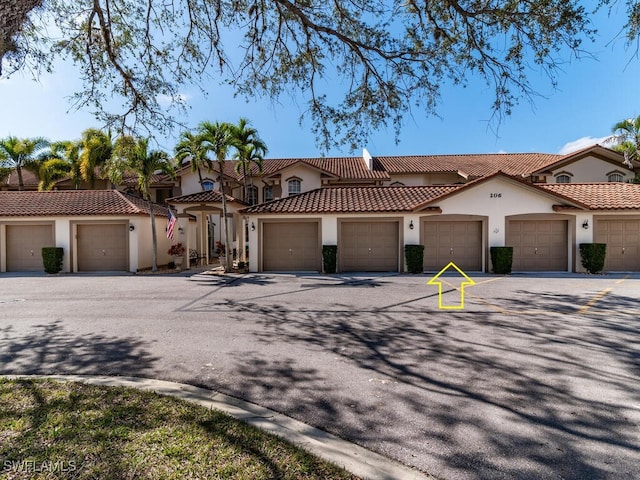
<box><xmin>1</xmin><ymin>144</ymin><xmax>639</xmax><ymax>273</ymax></box>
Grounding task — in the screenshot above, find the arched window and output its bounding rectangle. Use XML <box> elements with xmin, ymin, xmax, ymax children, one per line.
<box><xmin>555</xmin><ymin>174</ymin><xmax>571</xmax><ymax>184</ymax></box>
<box><xmin>607</xmin><ymin>172</ymin><xmax>624</xmax><ymax>183</ymax></box>
<box><xmin>263</xmin><ymin>185</ymin><xmax>273</xmax><ymax>202</ymax></box>
<box><xmin>288</xmin><ymin>178</ymin><xmax>301</xmax><ymax>195</ymax></box>
<box><xmin>202</xmin><ymin>180</ymin><xmax>214</xmax><ymax>191</ymax></box>
<box><xmin>246</xmin><ymin>185</ymin><xmax>258</xmax><ymax>205</ymax></box>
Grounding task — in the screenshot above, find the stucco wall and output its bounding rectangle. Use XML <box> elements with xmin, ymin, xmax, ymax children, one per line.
<box><xmin>278</xmin><ymin>164</ymin><xmax>323</xmax><ymax>196</ymax></box>
<box><xmin>550</xmin><ymin>156</ymin><xmax>634</xmax><ymax>183</ymax></box>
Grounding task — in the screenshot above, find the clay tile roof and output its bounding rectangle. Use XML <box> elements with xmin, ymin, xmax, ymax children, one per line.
<box><xmin>241</xmin><ymin>185</ymin><xmax>461</xmax><ymax>214</ymax></box>
<box><xmin>375</xmin><ymin>153</ymin><xmax>561</xmax><ymax>177</ymax></box>
<box><xmin>253</xmin><ymin>157</ymin><xmax>389</xmax><ymax>180</ymax></box>
<box><xmin>0</xmin><ymin>168</ymin><xmax>40</xmax><ymax>188</ymax></box>
<box><xmin>540</xmin><ymin>183</ymin><xmax>640</xmax><ymax>210</ymax></box>
<box><xmin>0</xmin><ymin>190</ymin><xmax>169</xmax><ymax>217</ymax></box>
<box><xmin>167</xmin><ymin>190</ymin><xmax>245</xmax><ymax>204</ymax></box>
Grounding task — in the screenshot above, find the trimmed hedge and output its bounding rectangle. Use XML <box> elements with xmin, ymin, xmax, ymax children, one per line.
<box><xmin>42</xmin><ymin>247</ymin><xmax>64</xmax><ymax>274</ymax></box>
<box><xmin>490</xmin><ymin>246</ymin><xmax>513</xmax><ymax>274</ymax></box>
<box><xmin>404</xmin><ymin>244</ymin><xmax>424</xmax><ymax>274</ymax></box>
<box><xmin>322</xmin><ymin>245</ymin><xmax>337</xmax><ymax>273</ymax></box>
<box><xmin>579</xmin><ymin>243</ymin><xmax>607</xmax><ymax>274</ymax></box>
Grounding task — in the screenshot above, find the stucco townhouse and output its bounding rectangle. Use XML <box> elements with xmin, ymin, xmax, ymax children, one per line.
<box><xmin>1</xmin><ymin>144</ymin><xmax>639</xmax><ymax>273</ymax></box>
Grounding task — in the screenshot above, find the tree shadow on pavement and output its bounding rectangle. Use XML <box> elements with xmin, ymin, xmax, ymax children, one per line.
<box><xmin>0</xmin><ymin>321</ymin><xmax>158</xmax><ymax>376</ymax></box>
<box><xmin>212</xmin><ymin>294</ymin><xmax>640</xmax><ymax>480</ymax></box>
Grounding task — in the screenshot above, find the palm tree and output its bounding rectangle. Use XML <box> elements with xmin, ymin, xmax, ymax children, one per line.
<box><xmin>0</xmin><ymin>136</ymin><xmax>50</xmax><ymax>190</ymax></box>
<box><xmin>36</xmin><ymin>141</ymin><xmax>74</xmax><ymax>191</ymax></box>
<box><xmin>230</xmin><ymin>118</ymin><xmax>267</xmax><ymax>203</ymax></box>
<box><xmin>108</xmin><ymin>136</ymin><xmax>176</xmax><ymax>272</ymax></box>
<box><xmin>174</xmin><ymin>130</ymin><xmax>212</xmax><ymax>191</ymax></box>
<box><xmin>198</xmin><ymin>121</ymin><xmax>234</xmax><ymax>271</ymax></box>
<box><xmin>612</xmin><ymin>115</ymin><xmax>640</xmax><ymax>163</ymax></box>
<box><xmin>78</xmin><ymin>128</ymin><xmax>113</xmax><ymax>187</ymax></box>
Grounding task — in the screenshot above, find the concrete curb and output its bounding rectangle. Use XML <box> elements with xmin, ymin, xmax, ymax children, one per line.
<box><xmin>2</xmin><ymin>375</ymin><xmax>435</xmax><ymax>480</ymax></box>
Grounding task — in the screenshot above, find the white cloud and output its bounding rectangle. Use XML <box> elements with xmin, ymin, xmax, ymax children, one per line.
<box><xmin>156</xmin><ymin>93</ymin><xmax>191</xmax><ymax>107</ymax></box>
<box><xmin>558</xmin><ymin>135</ymin><xmax>616</xmax><ymax>155</ymax></box>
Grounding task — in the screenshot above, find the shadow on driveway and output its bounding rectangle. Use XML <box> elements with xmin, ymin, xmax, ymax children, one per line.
<box><xmin>209</xmin><ymin>289</ymin><xmax>640</xmax><ymax>480</ymax></box>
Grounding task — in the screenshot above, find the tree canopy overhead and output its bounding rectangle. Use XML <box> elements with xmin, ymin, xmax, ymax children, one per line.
<box><xmin>2</xmin><ymin>0</ymin><xmax>639</xmax><ymax>151</ymax></box>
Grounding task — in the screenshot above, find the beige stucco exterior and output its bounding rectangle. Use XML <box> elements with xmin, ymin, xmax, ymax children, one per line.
<box><xmin>0</xmin><ymin>215</ymin><xmax>174</xmax><ymax>273</ymax></box>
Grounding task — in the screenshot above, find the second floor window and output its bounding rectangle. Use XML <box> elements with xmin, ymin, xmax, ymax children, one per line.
<box><xmin>608</xmin><ymin>172</ymin><xmax>624</xmax><ymax>183</ymax></box>
<box><xmin>202</xmin><ymin>180</ymin><xmax>214</xmax><ymax>191</ymax></box>
<box><xmin>246</xmin><ymin>186</ymin><xmax>258</xmax><ymax>205</ymax></box>
<box><xmin>263</xmin><ymin>185</ymin><xmax>273</xmax><ymax>202</ymax></box>
<box><xmin>288</xmin><ymin>178</ymin><xmax>301</xmax><ymax>195</ymax></box>
<box><xmin>555</xmin><ymin>174</ymin><xmax>571</xmax><ymax>184</ymax></box>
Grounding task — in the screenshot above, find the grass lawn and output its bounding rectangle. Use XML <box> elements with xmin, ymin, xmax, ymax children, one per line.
<box><xmin>0</xmin><ymin>379</ymin><xmax>360</xmax><ymax>479</ymax></box>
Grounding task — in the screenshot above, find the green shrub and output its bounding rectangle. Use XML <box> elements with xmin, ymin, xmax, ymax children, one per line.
<box><xmin>41</xmin><ymin>247</ymin><xmax>64</xmax><ymax>274</ymax></box>
<box><xmin>579</xmin><ymin>243</ymin><xmax>607</xmax><ymax>274</ymax></box>
<box><xmin>322</xmin><ymin>245</ymin><xmax>337</xmax><ymax>273</ymax></box>
<box><xmin>490</xmin><ymin>246</ymin><xmax>513</xmax><ymax>274</ymax></box>
<box><xmin>404</xmin><ymin>244</ymin><xmax>424</xmax><ymax>274</ymax></box>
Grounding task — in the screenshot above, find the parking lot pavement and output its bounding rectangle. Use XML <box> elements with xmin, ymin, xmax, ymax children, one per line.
<box><xmin>1</xmin><ymin>272</ymin><xmax>639</xmax><ymax>479</ymax></box>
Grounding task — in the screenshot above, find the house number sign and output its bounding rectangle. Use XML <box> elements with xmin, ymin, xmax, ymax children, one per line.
<box><xmin>490</xmin><ymin>193</ymin><xmax>502</xmax><ymax>198</ymax></box>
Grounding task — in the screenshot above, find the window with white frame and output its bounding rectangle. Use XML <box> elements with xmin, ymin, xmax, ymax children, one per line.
<box><xmin>288</xmin><ymin>178</ymin><xmax>301</xmax><ymax>195</ymax></box>
<box><xmin>202</xmin><ymin>180</ymin><xmax>214</xmax><ymax>191</ymax></box>
<box><xmin>263</xmin><ymin>185</ymin><xmax>273</xmax><ymax>202</ymax></box>
<box><xmin>555</xmin><ymin>174</ymin><xmax>571</xmax><ymax>184</ymax></box>
<box><xmin>246</xmin><ymin>186</ymin><xmax>258</xmax><ymax>205</ymax></box>
<box><xmin>607</xmin><ymin>172</ymin><xmax>624</xmax><ymax>183</ymax></box>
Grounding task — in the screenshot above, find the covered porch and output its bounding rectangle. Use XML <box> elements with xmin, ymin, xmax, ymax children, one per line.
<box><xmin>167</xmin><ymin>191</ymin><xmax>248</xmax><ymax>268</ymax></box>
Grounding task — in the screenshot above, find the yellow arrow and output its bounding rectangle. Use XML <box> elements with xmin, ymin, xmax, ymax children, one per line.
<box><xmin>427</xmin><ymin>262</ymin><xmax>476</xmax><ymax>310</ymax></box>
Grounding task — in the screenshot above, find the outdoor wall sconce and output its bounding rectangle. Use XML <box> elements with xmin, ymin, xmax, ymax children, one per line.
<box><xmin>178</xmin><ymin>227</ymin><xmax>184</xmax><ymax>234</ymax></box>
<box><xmin>409</xmin><ymin>220</ymin><xmax>414</xmax><ymax>230</ymax></box>
<box><xmin>251</xmin><ymin>222</ymin><xmax>256</xmax><ymax>231</ymax></box>
<box><xmin>129</xmin><ymin>224</ymin><xmax>135</xmax><ymax>232</ymax></box>
<box><xmin>582</xmin><ymin>220</ymin><xmax>589</xmax><ymax>229</ymax></box>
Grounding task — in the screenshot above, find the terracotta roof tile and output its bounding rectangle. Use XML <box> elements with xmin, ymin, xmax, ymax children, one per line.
<box><xmin>540</xmin><ymin>183</ymin><xmax>640</xmax><ymax>210</ymax></box>
<box><xmin>241</xmin><ymin>185</ymin><xmax>461</xmax><ymax>214</ymax></box>
<box><xmin>375</xmin><ymin>153</ymin><xmax>561</xmax><ymax>177</ymax></box>
<box><xmin>0</xmin><ymin>190</ymin><xmax>169</xmax><ymax>217</ymax></box>
<box><xmin>167</xmin><ymin>190</ymin><xmax>245</xmax><ymax>204</ymax></box>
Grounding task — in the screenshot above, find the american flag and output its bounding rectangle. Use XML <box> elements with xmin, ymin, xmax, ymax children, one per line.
<box><xmin>166</xmin><ymin>208</ymin><xmax>177</xmax><ymax>239</ymax></box>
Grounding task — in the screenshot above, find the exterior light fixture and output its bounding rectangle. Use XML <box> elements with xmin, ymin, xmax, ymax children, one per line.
<box><xmin>582</xmin><ymin>220</ymin><xmax>589</xmax><ymax>229</ymax></box>
<box><xmin>251</xmin><ymin>222</ymin><xmax>256</xmax><ymax>231</ymax></box>
<box><xmin>409</xmin><ymin>220</ymin><xmax>414</xmax><ymax>230</ymax></box>
<box><xmin>178</xmin><ymin>227</ymin><xmax>184</xmax><ymax>234</ymax></box>
<box><xmin>129</xmin><ymin>224</ymin><xmax>135</xmax><ymax>232</ymax></box>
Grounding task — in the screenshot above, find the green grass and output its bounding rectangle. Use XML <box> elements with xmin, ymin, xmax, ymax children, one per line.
<box><xmin>0</xmin><ymin>379</ymin><xmax>360</xmax><ymax>479</ymax></box>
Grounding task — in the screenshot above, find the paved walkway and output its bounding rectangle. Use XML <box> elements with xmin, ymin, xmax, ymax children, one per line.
<box><xmin>3</xmin><ymin>374</ymin><xmax>433</xmax><ymax>480</ymax></box>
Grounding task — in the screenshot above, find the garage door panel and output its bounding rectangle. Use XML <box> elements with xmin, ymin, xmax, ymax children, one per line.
<box><xmin>508</xmin><ymin>220</ymin><xmax>568</xmax><ymax>271</ymax></box>
<box><xmin>6</xmin><ymin>224</ymin><xmax>54</xmax><ymax>272</ymax></box>
<box><xmin>263</xmin><ymin>222</ymin><xmax>320</xmax><ymax>271</ymax></box>
<box><xmin>341</xmin><ymin>222</ymin><xmax>398</xmax><ymax>272</ymax></box>
<box><xmin>423</xmin><ymin>221</ymin><xmax>482</xmax><ymax>271</ymax></box>
<box><xmin>595</xmin><ymin>219</ymin><xmax>640</xmax><ymax>271</ymax></box>
<box><xmin>77</xmin><ymin>224</ymin><xmax>128</xmax><ymax>271</ymax></box>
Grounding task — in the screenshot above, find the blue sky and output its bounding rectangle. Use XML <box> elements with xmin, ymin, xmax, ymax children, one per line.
<box><xmin>0</xmin><ymin>6</ymin><xmax>638</xmax><ymax>159</ymax></box>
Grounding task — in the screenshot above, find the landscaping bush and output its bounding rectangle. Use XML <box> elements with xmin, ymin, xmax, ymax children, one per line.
<box><xmin>490</xmin><ymin>246</ymin><xmax>513</xmax><ymax>274</ymax></box>
<box><xmin>41</xmin><ymin>247</ymin><xmax>64</xmax><ymax>274</ymax></box>
<box><xmin>322</xmin><ymin>245</ymin><xmax>337</xmax><ymax>273</ymax></box>
<box><xmin>579</xmin><ymin>243</ymin><xmax>607</xmax><ymax>274</ymax></box>
<box><xmin>404</xmin><ymin>244</ymin><xmax>424</xmax><ymax>274</ymax></box>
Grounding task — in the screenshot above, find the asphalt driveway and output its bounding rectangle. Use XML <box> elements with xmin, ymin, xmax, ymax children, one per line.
<box><xmin>1</xmin><ymin>271</ymin><xmax>639</xmax><ymax>479</ymax></box>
